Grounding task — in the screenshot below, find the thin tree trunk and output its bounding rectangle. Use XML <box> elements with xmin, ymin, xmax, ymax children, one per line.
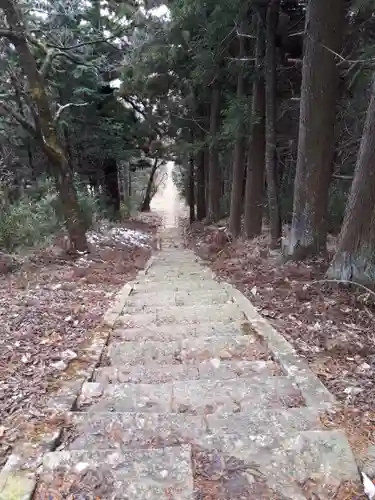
<box><xmin>103</xmin><ymin>158</ymin><xmax>121</xmax><ymax>217</ymax></box>
<box><xmin>141</xmin><ymin>159</ymin><xmax>158</xmax><ymax>212</ymax></box>
<box><xmin>244</xmin><ymin>11</ymin><xmax>266</xmax><ymax>239</ymax></box>
<box><xmin>207</xmin><ymin>83</ymin><xmax>221</xmax><ymax>223</ymax></box>
<box><xmin>265</xmin><ymin>0</ymin><xmax>281</xmax><ymax>248</ymax></box>
<box><xmin>327</xmin><ymin>73</ymin><xmax>375</xmax><ymax>284</ymax></box>
<box><xmin>0</xmin><ymin>0</ymin><xmax>88</xmax><ymax>252</ymax></box>
<box><xmin>196</xmin><ymin>147</ymin><xmax>206</xmax><ymax>220</ymax></box>
<box><xmin>188</xmin><ymin>155</ymin><xmax>196</xmax><ymax>224</ymax></box>
<box><xmin>286</xmin><ymin>0</ymin><xmax>345</xmax><ymax>259</ymax></box>
<box><xmin>229</xmin><ymin>29</ymin><xmax>246</xmax><ymax>238</ymax></box>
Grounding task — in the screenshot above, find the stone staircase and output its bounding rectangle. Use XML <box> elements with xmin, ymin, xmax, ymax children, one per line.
<box><xmin>37</xmin><ymin>230</ymin><xmax>359</xmax><ymax>499</ymax></box>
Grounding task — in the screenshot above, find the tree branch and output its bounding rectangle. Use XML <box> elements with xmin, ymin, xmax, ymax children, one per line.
<box><xmin>0</xmin><ymin>101</ymin><xmax>37</xmax><ymax>137</ymax></box>
<box><xmin>54</xmin><ymin>102</ymin><xmax>88</xmax><ymax>123</ymax></box>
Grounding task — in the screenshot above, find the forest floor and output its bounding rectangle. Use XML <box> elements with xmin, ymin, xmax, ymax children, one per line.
<box><xmin>185</xmin><ymin>219</ymin><xmax>375</xmax><ymax>477</ymax></box>
<box><xmin>0</xmin><ymin>214</ymin><xmax>160</xmax><ymax>468</ymax></box>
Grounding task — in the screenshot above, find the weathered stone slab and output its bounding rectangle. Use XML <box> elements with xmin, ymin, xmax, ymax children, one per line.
<box><xmin>171</xmin><ymin>376</ymin><xmax>304</xmax><ymax>415</ymax></box>
<box><xmin>108</xmin><ymin>335</ymin><xmax>269</xmax><ymax>366</ymax></box>
<box><xmin>197</xmin><ymin>359</ymin><xmax>280</xmax><ymax>379</ymax></box>
<box><xmin>78</xmin><ymin>382</ymin><xmax>172</xmax><ymax>413</ymax></box>
<box><xmin>145</xmin><ymin>269</ymin><xmax>210</xmax><ymax>280</ymax></box>
<box><xmin>116</xmin><ymin>304</ymin><xmax>244</xmax><ymax>328</ymax></box>
<box><xmin>123</xmin><ymin>289</ymin><xmax>231</xmax><ymax>312</ymax></box>
<box><xmin>94</xmin><ymin>363</ymin><xmax>200</xmax><ymax>384</ymax></box>
<box><xmin>41</xmin><ymin>445</ymin><xmax>193</xmax><ymax>499</ymax></box>
<box><xmin>203</xmin><ymin>407</ymin><xmax>320</xmax><ymax>451</ymax></box>
<box><xmin>113</xmin><ymin>321</ymin><xmax>245</xmax><ymax>342</ymax></box>
<box><xmin>69</xmin><ymin>412</ymin><xmax>206</xmax><ymax>450</ymax></box>
<box><xmin>132</xmin><ymin>279</ymin><xmax>224</xmax><ymax>293</ymax></box>
<box><xmin>179</xmin><ymin>335</ymin><xmax>269</xmax><ymax>362</ymax></box>
<box><xmin>0</xmin><ymin>469</ymin><xmax>35</xmax><ymax>500</ymax></box>
<box><xmin>94</xmin><ymin>359</ymin><xmax>279</xmax><ymax>384</ymax></box>
<box><xmin>261</xmin><ymin>430</ymin><xmax>359</xmax><ymax>495</ymax></box>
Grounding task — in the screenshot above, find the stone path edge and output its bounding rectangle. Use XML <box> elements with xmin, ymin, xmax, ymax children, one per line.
<box><xmin>222</xmin><ymin>281</ymin><xmax>336</xmax><ymax>410</ymax></box>
<box><xmin>0</xmin><ymin>254</ymin><xmax>156</xmax><ymax>500</ymax></box>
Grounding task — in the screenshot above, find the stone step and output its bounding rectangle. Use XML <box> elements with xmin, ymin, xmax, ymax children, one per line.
<box><xmin>77</xmin><ymin>375</ymin><xmax>303</xmax><ymax>414</ymax></box>
<box><xmin>116</xmin><ymin>304</ymin><xmax>244</xmax><ymax>328</ymax></box>
<box><xmin>67</xmin><ymin>407</ymin><xmax>320</xmax><ymax>452</ymax></box>
<box><xmin>94</xmin><ymin>359</ymin><xmax>279</xmax><ymax>384</ymax></box>
<box><xmin>150</xmin><ymin>257</ymin><xmax>201</xmax><ymax>266</ymax></box>
<box><xmin>247</xmin><ymin>430</ymin><xmax>358</xmax><ymax>497</ymax></box>
<box><xmin>144</xmin><ymin>272</ymin><xmax>214</xmax><ymax>282</ymax></box>
<box><xmin>132</xmin><ymin>278</ymin><xmax>224</xmax><ymax>293</ymax></box>
<box><xmin>147</xmin><ymin>265</ymin><xmax>203</xmax><ymax>274</ymax></box>
<box><xmin>124</xmin><ymin>289</ymin><xmax>232</xmax><ymax>311</ymax></box>
<box><xmin>40</xmin><ymin>445</ymin><xmax>193</xmax><ymax>499</ymax></box>
<box><xmin>112</xmin><ymin>320</ymin><xmax>247</xmax><ymax>342</ymax></box>
<box><xmin>107</xmin><ymin>335</ymin><xmax>270</xmax><ymax>367</ymax></box>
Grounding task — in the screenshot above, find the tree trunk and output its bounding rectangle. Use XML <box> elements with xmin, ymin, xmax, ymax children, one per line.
<box><xmin>229</xmin><ymin>30</ymin><xmax>246</xmax><ymax>238</ymax></box>
<box><xmin>286</xmin><ymin>0</ymin><xmax>345</xmax><ymax>259</ymax></box>
<box><xmin>265</xmin><ymin>0</ymin><xmax>281</xmax><ymax>248</ymax></box>
<box><xmin>1</xmin><ymin>0</ymin><xmax>88</xmax><ymax>252</ymax></box>
<box><xmin>188</xmin><ymin>155</ymin><xmax>195</xmax><ymax>224</ymax></box>
<box><xmin>196</xmin><ymin>148</ymin><xmax>206</xmax><ymax>220</ymax></box>
<box><xmin>327</xmin><ymin>73</ymin><xmax>375</xmax><ymax>284</ymax></box>
<box><xmin>141</xmin><ymin>159</ymin><xmax>158</xmax><ymax>212</ymax></box>
<box><xmin>103</xmin><ymin>158</ymin><xmax>121</xmax><ymax>217</ymax></box>
<box><xmin>244</xmin><ymin>11</ymin><xmax>266</xmax><ymax>239</ymax></box>
<box><xmin>207</xmin><ymin>84</ymin><xmax>221</xmax><ymax>223</ymax></box>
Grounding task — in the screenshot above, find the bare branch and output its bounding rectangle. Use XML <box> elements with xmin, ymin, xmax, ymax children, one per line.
<box><xmin>0</xmin><ymin>100</ymin><xmax>37</xmax><ymax>137</ymax></box>
<box><xmin>54</xmin><ymin>102</ymin><xmax>88</xmax><ymax>123</ymax></box>
<box><xmin>332</xmin><ymin>174</ymin><xmax>354</xmax><ymax>181</ymax></box>
<box><xmin>307</xmin><ymin>32</ymin><xmax>375</xmax><ymax>66</ymax></box>
<box><xmin>236</xmin><ymin>29</ymin><xmax>256</xmax><ymax>39</ymax></box>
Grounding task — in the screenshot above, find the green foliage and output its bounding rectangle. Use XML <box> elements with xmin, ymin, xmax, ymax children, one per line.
<box><xmin>0</xmin><ymin>178</ymin><xmax>102</xmax><ymax>251</ymax></box>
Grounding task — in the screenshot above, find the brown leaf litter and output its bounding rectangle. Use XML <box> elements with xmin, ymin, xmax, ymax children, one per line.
<box><xmin>0</xmin><ymin>216</ymin><xmax>160</xmax><ymax>467</ymax></box>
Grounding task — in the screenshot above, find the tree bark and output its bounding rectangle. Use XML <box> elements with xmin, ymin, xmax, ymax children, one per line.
<box><xmin>207</xmin><ymin>83</ymin><xmax>221</xmax><ymax>223</ymax></box>
<box><xmin>188</xmin><ymin>154</ymin><xmax>195</xmax><ymax>224</ymax></box>
<box><xmin>327</xmin><ymin>73</ymin><xmax>375</xmax><ymax>284</ymax></box>
<box><xmin>103</xmin><ymin>158</ymin><xmax>121</xmax><ymax>217</ymax></box>
<box><xmin>286</xmin><ymin>0</ymin><xmax>345</xmax><ymax>259</ymax></box>
<box><xmin>229</xmin><ymin>29</ymin><xmax>246</xmax><ymax>238</ymax></box>
<box><xmin>0</xmin><ymin>0</ymin><xmax>88</xmax><ymax>252</ymax></box>
<box><xmin>265</xmin><ymin>0</ymin><xmax>281</xmax><ymax>248</ymax></box>
<box><xmin>140</xmin><ymin>159</ymin><xmax>158</xmax><ymax>212</ymax></box>
<box><xmin>196</xmin><ymin>147</ymin><xmax>206</xmax><ymax>220</ymax></box>
<box><xmin>244</xmin><ymin>11</ymin><xmax>266</xmax><ymax>239</ymax></box>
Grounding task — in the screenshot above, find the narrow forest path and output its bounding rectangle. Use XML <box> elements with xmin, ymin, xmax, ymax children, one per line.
<box><xmin>28</xmin><ymin>166</ymin><xmax>360</xmax><ymax>498</ymax></box>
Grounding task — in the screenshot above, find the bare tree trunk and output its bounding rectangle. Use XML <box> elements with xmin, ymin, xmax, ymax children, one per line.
<box><xmin>103</xmin><ymin>158</ymin><xmax>121</xmax><ymax>218</ymax></box>
<box><xmin>188</xmin><ymin>154</ymin><xmax>196</xmax><ymax>224</ymax></box>
<box><xmin>327</xmin><ymin>73</ymin><xmax>375</xmax><ymax>284</ymax></box>
<box><xmin>140</xmin><ymin>159</ymin><xmax>159</xmax><ymax>212</ymax></box>
<box><xmin>207</xmin><ymin>84</ymin><xmax>221</xmax><ymax>223</ymax></box>
<box><xmin>286</xmin><ymin>0</ymin><xmax>345</xmax><ymax>259</ymax></box>
<box><xmin>196</xmin><ymin>147</ymin><xmax>206</xmax><ymax>220</ymax></box>
<box><xmin>229</xmin><ymin>30</ymin><xmax>246</xmax><ymax>238</ymax></box>
<box><xmin>244</xmin><ymin>11</ymin><xmax>266</xmax><ymax>239</ymax></box>
<box><xmin>265</xmin><ymin>0</ymin><xmax>281</xmax><ymax>248</ymax></box>
<box><xmin>0</xmin><ymin>0</ymin><xmax>88</xmax><ymax>252</ymax></box>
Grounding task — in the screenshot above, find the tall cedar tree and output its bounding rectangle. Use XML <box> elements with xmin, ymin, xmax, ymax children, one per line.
<box><xmin>286</xmin><ymin>0</ymin><xmax>345</xmax><ymax>259</ymax></box>
<box><xmin>229</xmin><ymin>25</ymin><xmax>246</xmax><ymax>237</ymax></box>
<box><xmin>207</xmin><ymin>83</ymin><xmax>221</xmax><ymax>223</ymax></box>
<box><xmin>328</xmin><ymin>73</ymin><xmax>375</xmax><ymax>284</ymax></box>
<box><xmin>264</xmin><ymin>0</ymin><xmax>281</xmax><ymax>248</ymax></box>
<box><xmin>244</xmin><ymin>9</ymin><xmax>266</xmax><ymax>239</ymax></box>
